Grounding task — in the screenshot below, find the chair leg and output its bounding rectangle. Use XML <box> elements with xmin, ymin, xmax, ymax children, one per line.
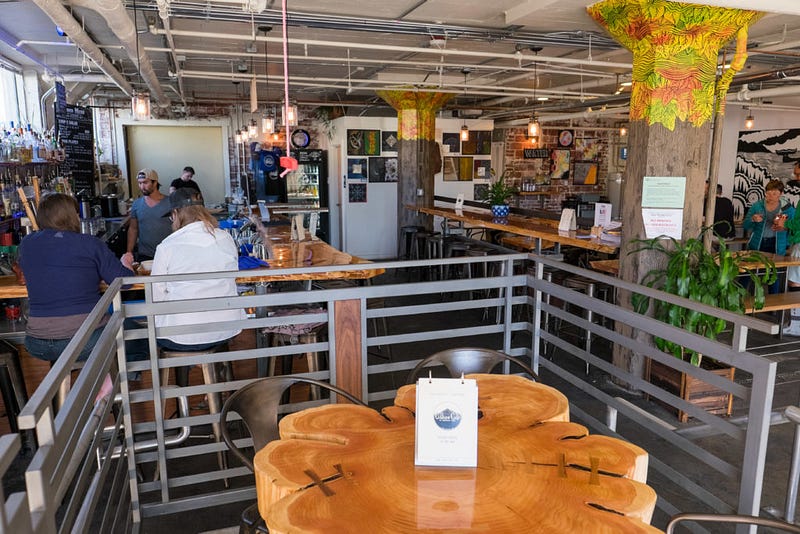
<box><xmin>201</xmin><ymin>362</ymin><xmax>229</xmax><ymax>487</ymax></box>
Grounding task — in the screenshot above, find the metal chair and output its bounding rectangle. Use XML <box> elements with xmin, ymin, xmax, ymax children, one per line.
<box><xmin>220</xmin><ymin>376</ymin><xmax>370</xmax><ymax>533</ymax></box>
<box><xmin>405</xmin><ymin>347</ymin><xmax>538</xmax><ymax>384</ymax></box>
<box><xmin>665</xmin><ymin>512</ymin><xmax>800</xmax><ymax>533</ymax></box>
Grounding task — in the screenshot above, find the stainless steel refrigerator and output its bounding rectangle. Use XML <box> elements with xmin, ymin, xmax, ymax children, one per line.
<box><xmin>286</xmin><ymin>149</ymin><xmax>329</xmax><ymax>242</ymax></box>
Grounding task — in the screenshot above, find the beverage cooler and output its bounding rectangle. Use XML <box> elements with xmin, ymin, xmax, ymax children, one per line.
<box><xmin>285</xmin><ymin>149</ymin><xmax>329</xmax><ymax>242</ymax></box>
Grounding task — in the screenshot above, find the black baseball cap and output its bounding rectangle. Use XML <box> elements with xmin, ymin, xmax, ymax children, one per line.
<box><xmin>164</xmin><ymin>188</ymin><xmax>204</xmax><ymax>216</ymax></box>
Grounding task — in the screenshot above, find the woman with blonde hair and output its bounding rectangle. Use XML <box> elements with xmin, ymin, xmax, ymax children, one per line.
<box><xmin>151</xmin><ymin>188</ymin><xmax>244</xmax><ymax>351</ymax></box>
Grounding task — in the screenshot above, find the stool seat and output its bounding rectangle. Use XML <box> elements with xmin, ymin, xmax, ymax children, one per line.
<box><xmin>399</xmin><ymin>225</ymin><xmax>424</xmax><ymax>260</ymax></box>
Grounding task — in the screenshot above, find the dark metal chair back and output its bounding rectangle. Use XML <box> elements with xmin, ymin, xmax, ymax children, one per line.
<box><xmin>220</xmin><ymin>376</ymin><xmax>367</xmax><ymax>472</ymax></box>
<box><xmin>665</xmin><ymin>513</ymin><xmax>800</xmax><ymax>533</ymax></box>
<box><xmin>405</xmin><ymin>347</ymin><xmax>538</xmax><ymax>384</ymax></box>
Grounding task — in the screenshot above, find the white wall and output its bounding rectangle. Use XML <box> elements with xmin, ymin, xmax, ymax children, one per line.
<box><xmin>115</xmin><ymin>113</ymin><xmax>231</xmax><ymax>205</ymax></box>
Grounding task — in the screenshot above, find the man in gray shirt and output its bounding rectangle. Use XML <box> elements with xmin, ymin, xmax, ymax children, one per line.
<box><xmin>123</xmin><ymin>169</ymin><xmax>172</xmax><ymax>263</ymax></box>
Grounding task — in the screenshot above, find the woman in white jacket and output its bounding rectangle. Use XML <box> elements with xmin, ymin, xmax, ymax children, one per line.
<box><xmin>151</xmin><ymin>188</ymin><xmax>245</xmax><ymax>351</ymax></box>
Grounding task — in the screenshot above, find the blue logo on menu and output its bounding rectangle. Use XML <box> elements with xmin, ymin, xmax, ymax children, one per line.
<box><xmin>433</xmin><ymin>406</ymin><xmax>462</xmax><ymax>430</ymax></box>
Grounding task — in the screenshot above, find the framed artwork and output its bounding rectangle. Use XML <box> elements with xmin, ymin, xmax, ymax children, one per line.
<box><xmin>368</xmin><ymin>157</ymin><xmax>398</xmax><ymax>182</ymax></box>
<box><xmin>573</xmin><ymin>161</ymin><xmax>599</xmax><ymax>185</ymax></box>
<box><xmin>474</xmin><ymin>183</ymin><xmax>489</xmax><ymax>201</ymax></box>
<box><xmin>550</xmin><ymin>149</ymin><xmax>571</xmax><ymax>181</ymax></box>
<box><xmin>348</xmin><ymin>182</ymin><xmax>367</xmax><ymax>202</ymax></box>
<box><xmin>575</xmin><ymin>137</ymin><xmax>601</xmax><ymax>160</ymax></box>
<box><xmin>443</xmin><ymin>156</ymin><xmax>473</xmax><ymax>181</ymax></box>
<box><xmin>473</xmin><ymin>159</ymin><xmax>491</xmax><ymax>180</ymax></box>
<box><xmin>381</xmin><ymin>131</ymin><xmax>399</xmax><ymax>152</ymax></box>
<box><xmin>460</xmin><ymin>131</ymin><xmax>491</xmax><ymax>155</ymax></box>
<box><xmin>558</xmin><ymin>129</ymin><xmax>575</xmax><ymax>148</ymax></box>
<box><xmin>442</xmin><ymin>132</ymin><xmax>461</xmax><ymax>154</ymax></box>
<box><xmin>347</xmin><ymin>129</ymin><xmax>381</xmax><ymax>155</ymax></box>
<box><xmin>347</xmin><ymin>158</ymin><xmax>368</xmax><ymax>181</ymax></box>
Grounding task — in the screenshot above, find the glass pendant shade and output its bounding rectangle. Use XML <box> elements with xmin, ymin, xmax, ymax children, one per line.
<box><xmin>460</xmin><ymin>124</ymin><xmax>469</xmax><ymax>141</ymax></box>
<box><xmin>527</xmin><ymin>118</ymin><xmax>540</xmax><ymax>139</ymax></box>
<box><xmin>283</xmin><ymin>102</ymin><xmax>298</xmax><ymax>127</ymax></box>
<box><xmin>248</xmin><ymin>119</ymin><xmax>258</xmax><ymax>138</ymax></box>
<box><xmin>744</xmin><ymin>114</ymin><xmax>754</xmax><ymax>130</ymax></box>
<box><xmin>619</xmin><ymin>125</ymin><xmax>628</xmax><ymax>137</ymax></box>
<box><xmin>132</xmin><ymin>92</ymin><xmax>150</xmax><ymax>121</ymax></box>
<box><xmin>262</xmin><ymin>115</ymin><xmax>275</xmax><ymax>134</ymax></box>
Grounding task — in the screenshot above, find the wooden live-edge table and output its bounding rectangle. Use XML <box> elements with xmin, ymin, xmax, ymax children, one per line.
<box><xmin>407</xmin><ymin>204</ymin><xmax>619</xmax><ymax>255</ymax></box>
<box><xmin>254</xmin><ymin>374</ymin><xmax>659</xmax><ymax>533</ymax></box>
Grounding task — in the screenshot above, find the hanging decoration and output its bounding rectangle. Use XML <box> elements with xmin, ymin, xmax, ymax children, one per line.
<box><xmin>131</xmin><ymin>0</ymin><xmax>150</xmax><ymax>121</ymax></box>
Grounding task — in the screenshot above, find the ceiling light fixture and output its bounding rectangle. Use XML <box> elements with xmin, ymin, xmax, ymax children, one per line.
<box><xmin>130</xmin><ymin>0</ymin><xmax>150</xmax><ymax>121</ymax></box>
<box><xmin>527</xmin><ymin>47</ymin><xmax>542</xmax><ymax>147</ymax></box>
<box><xmin>248</xmin><ymin>119</ymin><xmax>258</xmax><ymax>138</ymax></box>
<box><xmin>260</xmin><ymin>25</ymin><xmax>274</xmax><ymax>135</ymax></box>
<box><xmin>460</xmin><ymin>68</ymin><xmax>470</xmax><ymax>142</ymax></box>
<box><xmin>619</xmin><ymin>124</ymin><xmax>628</xmax><ymax>137</ymax></box>
<box><xmin>744</xmin><ymin>108</ymin><xmax>755</xmax><ymax>130</ymax></box>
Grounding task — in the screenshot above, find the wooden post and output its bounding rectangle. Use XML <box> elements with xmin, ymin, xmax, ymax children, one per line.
<box><xmin>333</xmin><ymin>299</ymin><xmax>362</xmax><ymax>401</ymax></box>
<box><xmin>587</xmin><ymin>0</ymin><xmax>762</xmax><ymax>383</ymax></box>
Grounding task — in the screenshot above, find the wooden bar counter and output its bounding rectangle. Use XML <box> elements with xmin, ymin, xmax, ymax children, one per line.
<box><xmin>254</xmin><ymin>374</ymin><xmax>658</xmax><ymax>533</ymax></box>
<box><xmin>408</xmin><ymin>204</ymin><xmax>619</xmax><ymax>255</ymax></box>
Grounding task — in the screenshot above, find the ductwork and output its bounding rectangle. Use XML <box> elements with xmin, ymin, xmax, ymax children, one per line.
<box><xmin>28</xmin><ymin>0</ymin><xmax>133</xmax><ymax>96</ymax></box>
<box><xmin>70</xmin><ymin>0</ymin><xmax>170</xmax><ymax>108</ymax></box>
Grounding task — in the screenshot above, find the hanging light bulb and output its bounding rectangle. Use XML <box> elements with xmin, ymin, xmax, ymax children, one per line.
<box><xmin>132</xmin><ymin>91</ymin><xmax>151</xmax><ymax>121</ymax></box>
<box><xmin>283</xmin><ymin>101</ymin><xmax>298</xmax><ymax>127</ymax></box>
<box><xmin>272</xmin><ymin>131</ymin><xmax>280</xmax><ymax>142</ymax></box>
<box><xmin>262</xmin><ymin>115</ymin><xmax>275</xmax><ymax>134</ymax></box>
<box><xmin>248</xmin><ymin>119</ymin><xmax>258</xmax><ymax>138</ymax></box>
<box><xmin>460</xmin><ymin>124</ymin><xmax>469</xmax><ymax>142</ymax></box>
<box><xmin>235</xmin><ymin>129</ymin><xmax>244</xmax><ymax>144</ymax></box>
<box><xmin>619</xmin><ymin>124</ymin><xmax>628</xmax><ymax>137</ymax></box>
<box><xmin>130</xmin><ymin>1</ymin><xmax>150</xmax><ymax>121</ymax></box>
<box><xmin>527</xmin><ymin>48</ymin><xmax>542</xmax><ymax>147</ymax></box>
<box><xmin>744</xmin><ymin>109</ymin><xmax>755</xmax><ymax>130</ymax></box>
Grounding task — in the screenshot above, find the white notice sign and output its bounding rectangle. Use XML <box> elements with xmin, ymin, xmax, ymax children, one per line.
<box><xmin>415</xmin><ymin>377</ymin><xmax>478</xmax><ymax>467</ymax></box>
<box><xmin>642</xmin><ymin>208</ymin><xmax>684</xmax><ymax>239</ymax></box>
<box><xmin>558</xmin><ymin>208</ymin><xmax>577</xmax><ymax>232</ymax></box>
<box><xmin>594</xmin><ymin>202</ymin><xmax>612</xmax><ymax>228</ymax></box>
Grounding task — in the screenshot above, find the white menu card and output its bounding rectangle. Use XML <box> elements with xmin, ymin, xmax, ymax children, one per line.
<box><xmin>415</xmin><ymin>377</ymin><xmax>478</xmax><ymax>467</ymax></box>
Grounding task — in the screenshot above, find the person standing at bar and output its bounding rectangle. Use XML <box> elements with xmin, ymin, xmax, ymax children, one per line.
<box><xmin>123</xmin><ymin>168</ymin><xmax>172</xmax><ymax>264</ymax></box>
<box><xmin>169</xmin><ymin>166</ymin><xmax>201</xmax><ymax>194</ymax></box>
<box><xmin>19</xmin><ymin>193</ymin><xmax>140</xmax><ymax>362</ymax></box>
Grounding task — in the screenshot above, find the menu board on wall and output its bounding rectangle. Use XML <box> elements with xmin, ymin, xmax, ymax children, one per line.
<box><xmin>55</xmin><ymin>103</ymin><xmax>95</xmax><ymax>194</ymax></box>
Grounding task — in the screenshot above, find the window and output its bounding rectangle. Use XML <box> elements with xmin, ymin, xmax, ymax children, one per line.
<box><xmin>0</xmin><ymin>66</ymin><xmax>22</xmax><ymax>127</ymax></box>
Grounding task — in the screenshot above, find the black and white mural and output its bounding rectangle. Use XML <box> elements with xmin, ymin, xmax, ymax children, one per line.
<box><xmin>736</xmin><ymin>128</ymin><xmax>800</xmax><ymax>218</ymax></box>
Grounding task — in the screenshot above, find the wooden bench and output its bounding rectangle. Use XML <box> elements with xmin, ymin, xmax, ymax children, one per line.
<box><xmin>744</xmin><ymin>292</ymin><xmax>800</xmax><ymax>314</ymax></box>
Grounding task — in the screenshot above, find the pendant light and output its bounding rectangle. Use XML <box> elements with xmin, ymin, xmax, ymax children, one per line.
<box><xmin>527</xmin><ymin>47</ymin><xmax>542</xmax><ymax>146</ymax></box>
<box><xmin>283</xmin><ymin>100</ymin><xmax>298</xmax><ymax>127</ymax></box>
<box><xmin>619</xmin><ymin>124</ymin><xmax>628</xmax><ymax>137</ymax></box>
<box><xmin>130</xmin><ymin>0</ymin><xmax>150</xmax><ymax>121</ymax></box>
<box><xmin>744</xmin><ymin>107</ymin><xmax>755</xmax><ymax>130</ymax></box>
<box><xmin>260</xmin><ymin>25</ymin><xmax>275</xmax><ymax>135</ymax></box>
<box><xmin>460</xmin><ymin>68</ymin><xmax>470</xmax><ymax>142</ymax></box>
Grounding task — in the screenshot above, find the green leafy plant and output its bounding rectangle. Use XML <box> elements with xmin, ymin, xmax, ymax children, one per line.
<box><xmin>481</xmin><ymin>174</ymin><xmax>518</xmax><ymax>206</ymax></box>
<box><xmin>630</xmin><ymin>228</ymin><xmax>776</xmax><ymax>366</ymax></box>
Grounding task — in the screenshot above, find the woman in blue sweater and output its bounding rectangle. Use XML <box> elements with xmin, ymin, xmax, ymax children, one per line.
<box><xmin>19</xmin><ymin>193</ymin><xmax>136</xmax><ymax>362</ymax></box>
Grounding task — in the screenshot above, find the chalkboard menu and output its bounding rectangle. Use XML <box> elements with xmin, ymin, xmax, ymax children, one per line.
<box><xmin>55</xmin><ymin>103</ymin><xmax>95</xmax><ymax>194</ymax></box>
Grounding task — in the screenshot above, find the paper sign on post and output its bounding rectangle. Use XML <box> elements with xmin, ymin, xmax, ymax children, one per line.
<box><xmin>559</xmin><ymin>208</ymin><xmax>577</xmax><ymax>232</ymax></box>
<box><xmin>415</xmin><ymin>377</ymin><xmax>478</xmax><ymax>467</ymax></box>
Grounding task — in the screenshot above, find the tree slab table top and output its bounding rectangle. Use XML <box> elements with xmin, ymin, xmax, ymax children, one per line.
<box><xmin>253</xmin><ymin>374</ymin><xmax>658</xmax><ymax>533</ymax></box>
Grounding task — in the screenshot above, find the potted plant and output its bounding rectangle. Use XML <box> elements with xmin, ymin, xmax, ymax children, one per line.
<box><xmin>630</xmin><ymin>229</ymin><xmax>776</xmax><ymax>421</ymax></box>
<box><xmin>481</xmin><ymin>173</ymin><xmax>517</xmax><ymax>218</ymax></box>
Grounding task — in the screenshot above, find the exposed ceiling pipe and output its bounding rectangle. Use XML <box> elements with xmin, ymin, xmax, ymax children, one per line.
<box><xmin>494</xmin><ymin>105</ymin><xmax>629</xmax><ymax>128</ymax></box>
<box><xmin>154</xmin><ymin>0</ymin><xmax>186</xmax><ymax>105</ymax></box>
<box><xmin>70</xmin><ymin>0</ymin><xmax>169</xmax><ymax>107</ymax></box>
<box><xmin>28</xmin><ymin>0</ymin><xmax>133</xmax><ymax>96</ymax></box>
<box><xmin>152</xmin><ymin>28</ymin><xmax>633</xmax><ymax>70</ymax></box>
<box><xmin>0</xmin><ymin>27</ymin><xmax>53</xmax><ymax>73</ymax></box>
<box><xmin>733</xmin><ymin>80</ymin><xmax>800</xmax><ymax>100</ymax></box>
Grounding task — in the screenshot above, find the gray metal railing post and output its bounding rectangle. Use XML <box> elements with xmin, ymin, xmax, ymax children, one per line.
<box><xmin>785</xmin><ymin>405</ymin><xmax>800</xmax><ymax>524</ymax></box>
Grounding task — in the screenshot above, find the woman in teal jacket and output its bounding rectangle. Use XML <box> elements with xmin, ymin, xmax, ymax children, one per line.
<box><xmin>743</xmin><ymin>180</ymin><xmax>794</xmax><ymax>256</ymax></box>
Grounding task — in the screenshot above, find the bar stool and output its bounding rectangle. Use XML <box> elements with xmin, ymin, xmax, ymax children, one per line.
<box><xmin>398</xmin><ymin>225</ymin><xmax>424</xmax><ymax>260</ymax></box>
<box><xmin>160</xmin><ymin>342</ymin><xmax>231</xmax><ymax>480</ymax></box>
<box><xmin>412</xmin><ymin>231</ymin><xmax>439</xmax><ymax>260</ymax></box>
<box><xmin>552</xmin><ymin>276</ymin><xmax>612</xmax><ymax>373</ymax></box>
<box><xmin>259</xmin><ymin>307</ymin><xmax>327</xmax><ymax>400</ymax></box>
<box><xmin>425</xmin><ymin>233</ymin><xmax>445</xmax><ymax>280</ymax></box>
<box><xmin>0</xmin><ymin>340</ymin><xmax>27</xmax><ymax>434</ymax></box>
<box><xmin>444</xmin><ymin>240</ymin><xmax>472</xmax><ymax>280</ymax></box>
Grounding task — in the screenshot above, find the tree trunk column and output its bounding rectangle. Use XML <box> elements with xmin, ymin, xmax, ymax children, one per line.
<box><xmin>587</xmin><ymin>0</ymin><xmax>761</xmax><ymax>380</ymax></box>
<box><xmin>376</xmin><ymin>91</ymin><xmax>452</xmax><ymax>241</ymax></box>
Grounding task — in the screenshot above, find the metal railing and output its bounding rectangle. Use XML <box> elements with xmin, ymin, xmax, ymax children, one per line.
<box><xmin>1</xmin><ymin>251</ymin><xmax>789</xmax><ymax>532</ymax></box>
